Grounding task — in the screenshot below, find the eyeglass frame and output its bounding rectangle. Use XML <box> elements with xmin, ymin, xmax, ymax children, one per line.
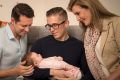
<box><xmin>45</xmin><ymin>20</ymin><xmax>66</xmax><ymax>30</ymax></box>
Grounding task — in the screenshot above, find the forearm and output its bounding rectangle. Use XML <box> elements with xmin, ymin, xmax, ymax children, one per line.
<box><xmin>28</xmin><ymin>67</ymin><xmax>50</xmax><ymax>79</ymax></box>
<box><xmin>50</xmin><ymin>69</ymin><xmax>66</xmax><ymax>78</ymax></box>
<box><xmin>0</xmin><ymin>68</ymin><xmax>17</xmax><ymax>78</ymax></box>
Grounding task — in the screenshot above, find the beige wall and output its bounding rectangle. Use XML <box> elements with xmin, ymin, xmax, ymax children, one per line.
<box><xmin>0</xmin><ymin>0</ymin><xmax>120</xmax><ymax>26</ymax></box>
<box><xmin>99</xmin><ymin>0</ymin><xmax>120</xmax><ymax>16</ymax></box>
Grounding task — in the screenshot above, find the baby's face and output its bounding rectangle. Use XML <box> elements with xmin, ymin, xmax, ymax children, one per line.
<box><xmin>30</xmin><ymin>52</ymin><xmax>43</xmax><ymax>66</ymax></box>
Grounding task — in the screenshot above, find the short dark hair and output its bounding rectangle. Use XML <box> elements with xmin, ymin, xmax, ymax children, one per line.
<box><xmin>11</xmin><ymin>3</ymin><xmax>34</xmax><ymax>22</ymax></box>
<box><xmin>46</xmin><ymin>7</ymin><xmax>68</xmax><ymax>20</ymax></box>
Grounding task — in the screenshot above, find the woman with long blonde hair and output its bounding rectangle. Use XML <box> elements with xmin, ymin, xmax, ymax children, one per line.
<box><xmin>68</xmin><ymin>0</ymin><xmax>120</xmax><ymax>80</ymax></box>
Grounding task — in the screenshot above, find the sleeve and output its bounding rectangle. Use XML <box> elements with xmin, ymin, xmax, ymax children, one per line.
<box><xmin>38</xmin><ymin>57</ymin><xmax>70</xmax><ymax>69</ymax></box>
<box><xmin>0</xmin><ymin>42</ymin><xmax>3</xmax><ymax>62</ymax></box>
<box><xmin>79</xmin><ymin>43</ymin><xmax>95</xmax><ymax>80</ymax></box>
<box><xmin>28</xmin><ymin>67</ymin><xmax>51</xmax><ymax>79</ymax></box>
<box><xmin>112</xmin><ymin>17</ymin><xmax>120</xmax><ymax>65</ymax></box>
<box><xmin>27</xmin><ymin>40</ymin><xmax>51</xmax><ymax>79</ymax></box>
<box><xmin>114</xmin><ymin>17</ymin><xmax>120</xmax><ymax>57</ymax></box>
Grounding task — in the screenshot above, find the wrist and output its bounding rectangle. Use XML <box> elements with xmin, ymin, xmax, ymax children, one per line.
<box><xmin>13</xmin><ymin>67</ymin><xmax>19</xmax><ymax>76</ymax></box>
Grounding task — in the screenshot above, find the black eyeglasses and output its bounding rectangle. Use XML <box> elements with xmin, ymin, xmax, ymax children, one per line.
<box><xmin>45</xmin><ymin>20</ymin><xmax>65</xmax><ymax>30</ymax></box>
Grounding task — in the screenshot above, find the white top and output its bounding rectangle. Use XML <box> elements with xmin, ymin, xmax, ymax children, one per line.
<box><xmin>0</xmin><ymin>24</ymin><xmax>27</xmax><ymax>80</ymax></box>
<box><xmin>95</xmin><ymin>36</ymin><xmax>110</xmax><ymax>77</ymax></box>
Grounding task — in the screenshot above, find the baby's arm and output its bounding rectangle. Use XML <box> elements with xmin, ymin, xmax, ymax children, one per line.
<box><xmin>38</xmin><ymin>56</ymin><xmax>72</xmax><ymax>69</ymax></box>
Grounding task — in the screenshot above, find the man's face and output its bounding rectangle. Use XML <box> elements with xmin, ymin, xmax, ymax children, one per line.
<box><xmin>12</xmin><ymin>15</ymin><xmax>33</xmax><ymax>38</ymax></box>
<box><xmin>46</xmin><ymin>15</ymin><xmax>68</xmax><ymax>41</ymax></box>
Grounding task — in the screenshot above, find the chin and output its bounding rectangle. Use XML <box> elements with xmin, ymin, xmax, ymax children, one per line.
<box><xmin>20</xmin><ymin>34</ymin><xmax>26</xmax><ymax>37</ymax></box>
<box><xmin>84</xmin><ymin>22</ymin><xmax>90</xmax><ymax>26</ymax></box>
<box><xmin>82</xmin><ymin>19</ymin><xmax>90</xmax><ymax>26</ymax></box>
<box><xmin>53</xmin><ymin>36</ymin><xmax>58</xmax><ymax>39</ymax></box>
<box><xmin>53</xmin><ymin>35</ymin><xmax>60</xmax><ymax>40</ymax></box>
<box><xmin>85</xmin><ymin>23</ymin><xmax>88</xmax><ymax>26</ymax></box>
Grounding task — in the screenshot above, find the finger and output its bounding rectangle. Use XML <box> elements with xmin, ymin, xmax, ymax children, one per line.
<box><xmin>23</xmin><ymin>69</ymin><xmax>34</xmax><ymax>76</ymax></box>
<box><xmin>24</xmin><ymin>73</ymin><xmax>33</xmax><ymax>76</ymax></box>
<box><xmin>22</xmin><ymin>65</ymin><xmax>33</xmax><ymax>70</ymax></box>
<box><xmin>57</xmin><ymin>56</ymin><xmax>63</xmax><ymax>61</ymax></box>
<box><xmin>38</xmin><ymin>54</ymin><xmax>41</xmax><ymax>58</ymax></box>
<box><xmin>26</xmin><ymin>65</ymin><xmax>34</xmax><ymax>70</ymax></box>
<box><xmin>65</xmin><ymin>65</ymin><xmax>74</xmax><ymax>70</ymax></box>
<box><xmin>21</xmin><ymin>61</ymin><xmax>26</xmax><ymax>65</ymax></box>
<box><xmin>71</xmin><ymin>69</ymin><xmax>80</xmax><ymax>78</ymax></box>
<box><xmin>22</xmin><ymin>67</ymin><xmax>34</xmax><ymax>75</ymax></box>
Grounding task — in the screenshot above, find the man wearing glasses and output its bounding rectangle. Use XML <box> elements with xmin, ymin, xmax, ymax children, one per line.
<box><xmin>27</xmin><ymin>7</ymin><xmax>94</xmax><ymax>80</ymax></box>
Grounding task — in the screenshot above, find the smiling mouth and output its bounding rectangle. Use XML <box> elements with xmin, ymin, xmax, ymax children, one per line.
<box><xmin>52</xmin><ymin>33</ymin><xmax>57</xmax><ymax>35</ymax></box>
<box><xmin>52</xmin><ymin>32</ymin><xmax>58</xmax><ymax>36</ymax></box>
<box><xmin>80</xmin><ymin>21</ymin><xmax>85</xmax><ymax>25</ymax></box>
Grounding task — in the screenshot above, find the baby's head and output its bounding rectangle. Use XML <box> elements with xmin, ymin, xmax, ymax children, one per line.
<box><xmin>25</xmin><ymin>52</ymin><xmax>42</xmax><ymax>66</ymax></box>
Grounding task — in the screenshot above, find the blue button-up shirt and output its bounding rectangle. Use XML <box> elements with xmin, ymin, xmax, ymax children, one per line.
<box><xmin>0</xmin><ymin>24</ymin><xmax>27</xmax><ymax>80</ymax></box>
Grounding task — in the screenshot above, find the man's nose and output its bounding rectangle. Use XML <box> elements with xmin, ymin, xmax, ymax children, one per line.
<box><xmin>76</xmin><ymin>15</ymin><xmax>82</xmax><ymax>21</ymax></box>
<box><xmin>24</xmin><ymin>27</ymin><xmax>30</xmax><ymax>33</ymax></box>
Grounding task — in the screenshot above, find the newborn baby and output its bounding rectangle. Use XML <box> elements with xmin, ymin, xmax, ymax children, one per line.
<box><xmin>26</xmin><ymin>52</ymin><xmax>82</xmax><ymax>80</ymax></box>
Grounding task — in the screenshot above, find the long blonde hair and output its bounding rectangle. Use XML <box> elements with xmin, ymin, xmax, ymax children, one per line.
<box><xmin>67</xmin><ymin>0</ymin><xmax>117</xmax><ymax>32</ymax></box>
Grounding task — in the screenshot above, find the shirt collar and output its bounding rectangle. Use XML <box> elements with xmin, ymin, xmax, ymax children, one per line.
<box><xmin>5</xmin><ymin>23</ymin><xmax>15</xmax><ymax>40</ymax></box>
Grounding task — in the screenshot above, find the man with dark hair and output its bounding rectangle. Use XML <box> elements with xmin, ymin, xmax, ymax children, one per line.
<box><xmin>27</xmin><ymin>7</ymin><xmax>94</xmax><ymax>80</ymax></box>
<box><xmin>0</xmin><ymin>3</ymin><xmax>34</xmax><ymax>80</ymax></box>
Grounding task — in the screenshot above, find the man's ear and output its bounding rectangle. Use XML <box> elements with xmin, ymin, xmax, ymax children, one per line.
<box><xmin>65</xmin><ymin>20</ymin><xmax>69</xmax><ymax>28</ymax></box>
<box><xmin>11</xmin><ymin>17</ymin><xmax>15</xmax><ymax>24</ymax></box>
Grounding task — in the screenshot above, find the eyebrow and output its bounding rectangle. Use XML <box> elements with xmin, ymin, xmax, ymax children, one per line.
<box><xmin>21</xmin><ymin>24</ymin><xmax>31</xmax><ymax>27</ymax></box>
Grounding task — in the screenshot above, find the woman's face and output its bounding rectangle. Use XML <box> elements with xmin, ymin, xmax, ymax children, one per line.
<box><xmin>72</xmin><ymin>5</ymin><xmax>92</xmax><ymax>26</ymax></box>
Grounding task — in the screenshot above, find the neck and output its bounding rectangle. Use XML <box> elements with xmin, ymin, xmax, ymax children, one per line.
<box><xmin>57</xmin><ymin>33</ymin><xmax>69</xmax><ymax>41</ymax></box>
<box><xmin>64</xmin><ymin>34</ymin><xmax>69</xmax><ymax>41</ymax></box>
